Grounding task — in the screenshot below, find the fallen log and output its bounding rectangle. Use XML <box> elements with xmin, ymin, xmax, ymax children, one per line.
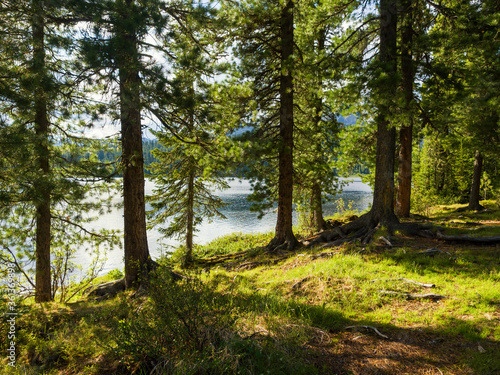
<box><xmin>436</xmin><ymin>231</ymin><xmax>500</xmax><ymax>244</ymax></box>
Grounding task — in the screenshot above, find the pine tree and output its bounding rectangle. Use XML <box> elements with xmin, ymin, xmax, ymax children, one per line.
<box><xmin>146</xmin><ymin>8</ymin><xmax>229</xmax><ymax>265</ymax></box>
<box><xmin>0</xmin><ymin>0</ymin><xmax>121</xmax><ymax>300</ymax></box>
<box><xmin>419</xmin><ymin>0</ymin><xmax>500</xmax><ymax>210</ymax></box>
<box><xmin>221</xmin><ymin>0</ymin><xmax>298</xmax><ymax>250</ymax></box>
<box><xmin>77</xmin><ymin>0</ymin><xmax>169</xmax><ymax>287</ymax></box>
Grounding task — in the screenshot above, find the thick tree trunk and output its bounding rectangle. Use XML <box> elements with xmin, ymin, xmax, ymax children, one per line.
<box><xmin>117</xmin><ymin>0</ymin><xmax>151</xmax><ymax>288</ymax></box>
<box><xmin>468</xmin><ymin>150</ymin><xmax>484</xmax><ymax>210</ymax></box>
<box><xmin>308</xmin><ymin>0</ymin><xmax>400</xmax><ymax>247</ymax></box>
<box><xmin>184</xmin><ymin>167</ymin><xmax>195</xmax><ymax>265</ymax></box>
<box><xmin>370</xmin><ymin>0</ymin><xmax>399</xmax><ymax>228</ymax></box>
<box><xmin>269</xmin><ymin>0</ymin><xmax>297</xmax><ymax>250</ymax></box>
<box><xmin>396</xmin><ymin>0</ymin><xmax>414</xmax><ymax>218</ymax></box>
<box><xmin>33</xmin><ymin>2</ymin><xmax>52</xmax><ymax>303</ymax></box>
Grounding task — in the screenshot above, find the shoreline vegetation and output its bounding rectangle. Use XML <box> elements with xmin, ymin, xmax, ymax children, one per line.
<box><xmin>1</xmin><ymin>200</ymin><xmax>499</xmax><ymax>374</ymax></box>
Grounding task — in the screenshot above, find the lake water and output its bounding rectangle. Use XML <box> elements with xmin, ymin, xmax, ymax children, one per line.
<box><xmin>75</xmin><ymin>177</ymin><xmax>372</xmax><ymax>275</ymax></box>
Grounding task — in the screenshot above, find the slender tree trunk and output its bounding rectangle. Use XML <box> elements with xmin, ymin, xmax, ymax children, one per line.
<box><xmin>184</xmin><ymin>166</ymin><xmax>195</xmax><ymax>265</ymax></box>
<box><xmin>269</xmin><ymin>0</ymin><xmax>297</xmax><ymax>250</ymax></box>
<box><xmin>117</xmin><ymin>0</ymin><xmax>151</xmax><ymax>288</ymax></box>
<box><xmin>468</xmin><ymin>150</ymin><xmax>484</xmax><ymax>210</ymax></box>
<box><xmin>32</xmin><ymin>1</ymin><xmax>52</xmax><ymax>303</ymax></box>
<box><xmin>370</xmin><ymin>0</ymin><xmax>399</xmax><ymax>228</ymax></box>
<box><xmin>183</xmin><ymin>82</ymin><xmax>196</xmax><ymax>265</ymax></box>
<box><xmin>311</xmin><ymin>183</ymin><xmax>326</xmax><ymax>232</ymax></box>
<box><xmin>396</xmin><ymin>0</ymin><xmax>414</xmax><ymax>218</ymax></box>
<box><xmin>310</xmin><ymin>29</ymin><xmax>327</xmax><ymax>232</ymax></box>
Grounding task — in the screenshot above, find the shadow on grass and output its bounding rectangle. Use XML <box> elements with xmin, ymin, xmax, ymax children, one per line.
<box><xmin>373</xmin><ymin>241</ymin><xmax>500</xmax><ymax>281</ymax></box>
<box><xmin>9</xmin><ymin>253</ymin><xmax>500</xmax><ymax>375</ymax></box>
<box><xmin>221</xmin><ymin>281</ymin><xmax>500</xmax><ymax>374</ymax></box>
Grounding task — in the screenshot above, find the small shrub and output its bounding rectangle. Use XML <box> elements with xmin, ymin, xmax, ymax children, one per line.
<box><xmin>111</xmin><ymin>267</ymin><xmax>236</xmax><ymax>373</ymax></box>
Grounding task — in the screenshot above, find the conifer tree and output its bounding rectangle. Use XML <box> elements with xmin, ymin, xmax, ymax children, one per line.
<box><xmin>0</xmin><ymin>0</ymin><xmax>120</xmax><ymax>300</ymax></box>
<box><xmin>146</xmin><ymin>10</ymin><xmax>228</xmax><ymax>265</ymax></box>
<box><xmin>419</xmin><ymin>0</ymin><xmax>500</xmax><ymax>209</ymax></box>
<box><xmin>222</xmin><ymin>0</ymin><xmax>298</xmax><ymax>250</ymax></box>
<box><xmin>77</xmin><ymin>0</ymin><xmax>168</xmax><ymax>287</ymax></box>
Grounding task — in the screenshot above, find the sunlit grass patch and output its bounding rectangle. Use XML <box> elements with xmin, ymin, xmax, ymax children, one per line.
<box><xmin>3</xmin><ymin>203</ymin><xmax>500</xmax><ymax>374</ymax></box>
<box><xmin>193</xmin><ymin>231</ymin><xmax>273</xmax><ymax>258</ymax></box>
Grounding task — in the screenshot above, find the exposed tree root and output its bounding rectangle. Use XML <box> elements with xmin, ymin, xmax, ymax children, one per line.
<box><xmin>266</xmin><ymin>235</ymin><xmax>299</xmax><ymax>253</ymax></box>
<box><xmin>87</xmin><ymin>278</ymin><xmax>125</xmax><ymax>300</ymax></box>
<box><xmin>196</xmin><ymin>250</ymin><xmax>250</xmax><ymax>266</ymax></box>
<box><xmin>86</xmin><ymin>260</ymin><xmax>183</xmax><ymax>300</ymax></box>
<box><xmin>418</xmin><ymin>248</ymin><xmax>453</xmax><ymax>257</ymax></box>
<box><xmin>371</xmin><ymin>278</ymin><xmax>436</xmax><ymax>288</ymax></box>
<box><xmin>455</xmin><ymin>204</ymin><xmax>485</xmax><ymax>212</ymax></box>
<box><xmin>306</xmin><ymin>213</ymin><xmax>392</xmax><ymax>248</ymax></box>
<box><xmin>345</xmin><ymin>325</ymin><xmax>390</xmax><ymax>339</ymax></box>
<box><xmin>304</xmin><ymin>210</ymin><xmax>499</xmax><ymax>248</ymax></box>
<box><xmin>381</xmin><ymin>290</ymin><xmax>449</xmax><ymax>301</ymax></box>
<box><xmin>232</xmin><ymin>256</ymin><xmax>289</xmax><ymax>271</ymax></box>
<box><xmin>291</xmin><ymin>276</ymin><xmax>313</xmax><ymax>290</ymax></box>
<box><xmin>309</xmin><ymin>250</ymin><xmax>342</xmax><ymax>259</ymax></box>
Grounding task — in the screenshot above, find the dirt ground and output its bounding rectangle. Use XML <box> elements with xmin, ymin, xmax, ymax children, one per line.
<box><xmin>303</xmin><ymin>328</ymin><xmax>500</xmax><ymax>375</ymax></box>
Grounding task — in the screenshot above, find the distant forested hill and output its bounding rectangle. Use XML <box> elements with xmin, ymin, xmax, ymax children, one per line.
<box><xmin>96</xmin><ymin>139</ymin><xmax>161</xmax><ymax>174</ymax></box>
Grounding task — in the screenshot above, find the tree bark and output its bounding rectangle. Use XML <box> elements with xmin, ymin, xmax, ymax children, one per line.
<box><xmin>184</xmin><ymin>166</ymin><xmax>195</xmax><ymax>265</ymax></box>
<box><xmin>309</xmin><ymin>0</ymin><xmax>400</xmax><ymax>245</ymax></box>
<box><xmin>467</xmin><ymin>150</ymin><xmax>484</xmax><ymax>210</ymax></box>
<box><xmin>309</xmin><ymin>29</ymin><xmax>327</xmax><ymax>233</ymax></box>
<box><xmin>268</xmin><ymin>0</ymin><xmax>297</xmax><ymax>250</ymax></box>
<box><xmin>32</xmin><ymin>0</ymin><xmax>52</xmax><ymax>303</ymax></box>
<box><xmin>311</xmin><ymin>183</ymin><xmax>326</xmax><ymax>232</ymax></box>
<box><xmin>370</xmin><ymin>0</ymin><xmax>399</xmax><ymax>228</ymax></box>
<box><xmin>396</xmin><ymin>0</ymin><xmax>414</xmax><ymax>218</ymax></box>
<box><xmin>116</xmin><ymin>0</ymin><xmax>151</xmax><ymax>288</ymax></box>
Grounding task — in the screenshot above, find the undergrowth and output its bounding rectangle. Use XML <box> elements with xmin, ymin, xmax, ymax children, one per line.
<box><xmin>1</xmin><ymin>203</ymin><xmax>499</xmax><ymax>374</ymax></box>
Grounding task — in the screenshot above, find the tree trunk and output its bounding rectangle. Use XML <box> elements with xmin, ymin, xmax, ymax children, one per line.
<box><xmin>396</xmin><ymin>0</ymin><xmax>414</xmax><ymax>218</ymax></box>
<box><xmin>117</xmin><ymin>0</ymin><xmax>151</xmax><ymax>288</ymax></box>
<box><xmin>268</xmin><ymin>0</ymin><xmax>297</xmax><ymax>250</ymax></box>
<box><xmin>468</xmin><ymin>150</ymin><xmax>483</xmax><ymax>210</ymax></box>
<box><xmin>184</xmin><ymin>166</ymin><xmax>195</xmax><ymax>265</ymax></box>
<box><xmin>311</xmin><ymin>183</ymin><xmax>326</xmax><ymax>232</ymax></box>
<box><xmin>32</xmin><ymin>1</ymin><xmax>52</xmax><ymax>303</ymax></box>
<box><xmin>369</xmin><ymin>0</ymin><xmax>399</xmax><ymax>228</ymax></box>
<box><xmin>310</xmin><ymin>29</ymin><xmax>327</xmax><ymax>233</ymax></box>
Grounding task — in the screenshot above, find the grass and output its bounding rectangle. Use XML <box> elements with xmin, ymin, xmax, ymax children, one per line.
<box><xmin>1</xmin><ymin>201</ymin><xmax>499</xmax><ymax>374</ymax></box>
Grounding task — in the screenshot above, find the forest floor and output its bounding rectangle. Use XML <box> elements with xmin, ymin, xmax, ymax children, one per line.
<box><xmin>1</xmin><ymin>201</ymin><xmax>500</xmax><ymax>374</ymax></box>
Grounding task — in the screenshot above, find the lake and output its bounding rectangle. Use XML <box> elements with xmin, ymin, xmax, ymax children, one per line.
<box><xmin>75</xmin><ymin>177</ymin><xmax>373</xmax><ymax>275</ymax></box>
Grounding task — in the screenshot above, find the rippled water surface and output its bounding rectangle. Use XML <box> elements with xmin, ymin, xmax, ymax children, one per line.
<box><xmin>76</xmin><ymin>177</ymin><xmax>373</xmax><ymax>274</ymax></box>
